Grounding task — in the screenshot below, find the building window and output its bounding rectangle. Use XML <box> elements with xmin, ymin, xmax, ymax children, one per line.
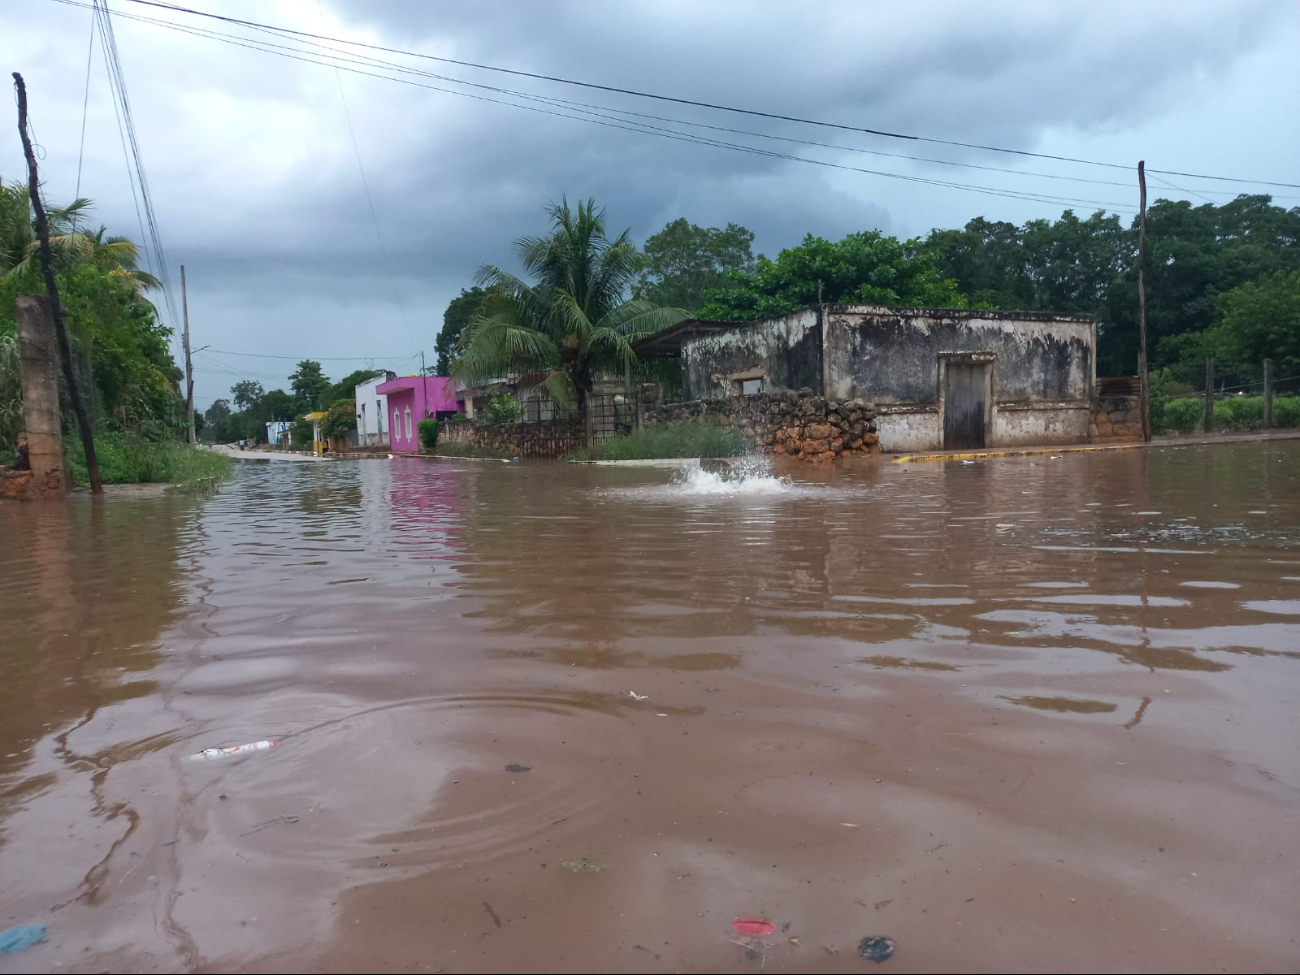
<box><xmin>394</xmin><ymin>410</ymin><xmax>402</xmax><ymax>439</ymax></box>
<box><xmin>740</xmin><ymin>378</ymin><xmax>764</xmax><ymax>395</ymax></box>
<box><xmin>377</xmin><ymin>402</ymin><xmax>383</xmax><ymax>432</ymax></box>
<box><xmin>404</xmin><ymin>407</ymin><xmax>412</xmax><ymax>441</ymax></box>
<box><xmin>359</xmin><ymin>403</ymin><xmax>366</xmax><ymax>434</ymax></box>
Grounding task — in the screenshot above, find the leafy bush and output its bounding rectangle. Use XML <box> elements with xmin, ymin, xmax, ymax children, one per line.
<box><xmin>65</xmin><ymin>432</ymin><xmax>233</xmax><ymax>486</ymax></box>
<box><xmin>1156</xmin><ymin>397</ymin><xmax>1203</xmax><ymax>435</ymax></box>
<box><xmin>417</xmin><ymin>417</ymin><xmax>439</xmax><ymax>449</ymax></box>
<box><xmin>320</xmin><ymin>401</ymin><xmax>356</xmax><ymax>438</ymax></box>
<box><xmin>1154</xmin><ymin>394</ymin><xmax>1300</xmax><ymax>435</ymax></box>
<box><xmin>573</xmin><ymin>419</ymin><xmax>751</xmax><ymax>460</ymax></box>
<box><xmin>480</xmin><ymin>392</ymin><xmax>522</xmax><ymax>426</ymax></box>
<box><xmin>290</xmin><ymin>416</ymin><xmax>315</xmax><ymax>449</ymax></box>
<box><xmin>449</xmin><ymin>412</ymin><xmax>469</xmax><ymax>422</ymax></box>
<box><xmin>0</xmin><ymin>330</ymin><xmax>20</xmax><ymax>460</ymax></box>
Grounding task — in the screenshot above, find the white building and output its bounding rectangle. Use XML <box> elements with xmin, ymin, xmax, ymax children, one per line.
<box><xmin>355</xmin><ymin>371</ymin><xmax>396</xmax><ymax>447</ymax></box>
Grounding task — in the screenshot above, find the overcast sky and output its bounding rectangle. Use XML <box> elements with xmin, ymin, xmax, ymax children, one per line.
<box><xmin>3</xmin><ymin>0</ymin><xmax>1298</xmax><ymax>409</ymax></box>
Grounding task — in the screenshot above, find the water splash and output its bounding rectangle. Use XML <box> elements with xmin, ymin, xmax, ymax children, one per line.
<box><xmin>672</xmin><ymin>456</ymin><xmax>794</xmax><ymax>496</ymax></box>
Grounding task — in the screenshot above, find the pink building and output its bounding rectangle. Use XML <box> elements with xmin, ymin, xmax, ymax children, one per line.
<box><xmin>375</xmin><ymin>377</ymin><xmax>461</xmax><ymax>451</ymax></box>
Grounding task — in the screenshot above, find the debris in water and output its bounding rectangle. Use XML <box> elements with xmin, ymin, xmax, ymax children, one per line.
<box><xmin>483</xmin><ymin>901</ymin><xmax>502</xmax><ymax>928</ymax></box>
<box><xmin>731</xmin><ymin>918</ymin><xmax>776</xmax><ymax>937</ymax></box>
<box><xmin>240</xmin><ymin>815</ymin><xmax>300</xmax><ymax>836</ymax></box>
<box><xmin>560</xmin><ymin>858</ymin><xmax>606</xmax><ymax>873</ymax></box>
<box><xmin>628</xmin><ymin>690</ymin><xmax>649</xmax><ymax>702</ymax></box>
<box><xmin>504</xmin><ymin>763</ymin><xmax>532</xmax><ymax>773</ymax></box>
<box><xmin>194</xmin><ymin>740</ymin><xmax>273</xmax><ymax>760</ymax></box>
<box><xmin>858</xmin><ymin>936</ymin><xmax>896</xmax><ymax>962</ymax></box>
<box><xmin>0</xmin><ymin>924</ymin><xmax>46</xmax><ymax>954</ymax></box>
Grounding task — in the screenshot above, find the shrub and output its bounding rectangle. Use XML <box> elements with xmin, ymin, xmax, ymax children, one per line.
<box><xmin>1155</xmin><ymin>397</ymin><xmax>1203</xmax><ymax>435</ymax></box>
<box><xmin>480</xmin><ymin>392</ymin><xmax>522</xmax><ymax>426</ymax></box>
<box><xmin>573</xmin><ymin>419</ymin><xmax>751</xmax><ymax>461</ymax></box>
<box><xmin>320</xmin><ymin>401</ymin><xmax>356</xmax><ymax>438</ymax></box>
<box><xmin>417</xmin><ymin>417</ymin><xmax>439</xmax><ymax>449</ymax></box>
<box><xmin>1216</xmin><ymin>396</ymin><xmax>1263</xmax><ymax>432</ymax></box>
<box><xmin>65</xmin><ymin>432</ymin><xmax>233</xmax><ymax>487</ymax></box>
<box><xmin>1274</xmin><ymin>396</ymin><xmax>1300</xmax><ymax>428</ymax></box>
<box><xmin>449</xmin><ymin>412</ymin><xmax>469</xmax><ymax>422</ymax></box>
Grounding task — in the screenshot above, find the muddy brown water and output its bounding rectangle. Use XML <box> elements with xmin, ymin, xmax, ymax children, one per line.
<box><xmin>1</xmin><ymin>444</ymin><xmax>1299</xmax><ymax>974</ymax></box>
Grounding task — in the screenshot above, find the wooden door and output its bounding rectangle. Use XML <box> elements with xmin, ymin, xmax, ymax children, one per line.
<box><xmin>943</xmin><ymin>363</ymin><xmax>986</xmax><ymax>450</ymax></box>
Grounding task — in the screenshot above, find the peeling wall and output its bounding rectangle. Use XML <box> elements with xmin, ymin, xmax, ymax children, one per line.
<box><xmin>678</xmin><ymin>304</ymin><xmax>1097</xmax><ymax>451</ymax></box>
<box><xmin>822</xmin><ymin>306</ymin><xmax>1094</xmax><ymax>405</ymax></box>
<box><xmin>682</xmin><ymin>308</ymin><xmax>820</xmax><ymax>400</ymax></box>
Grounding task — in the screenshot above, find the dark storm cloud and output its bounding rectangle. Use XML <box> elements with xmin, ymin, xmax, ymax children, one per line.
<box><xmin>2</xmin><ymin>0</ymin><xmax>1297</xmax><ymax>406</ymax></box>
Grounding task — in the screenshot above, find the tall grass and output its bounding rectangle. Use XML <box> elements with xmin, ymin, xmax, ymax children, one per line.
<box><xmin>65</xmin><ymin>432</ymin><xmax>233</xmax><ymax>488</ymax></box>
<box><xmin>1155</xmin><ymin>395</ymin><xmax>1300</xmax><ymax>435</ymax></box>
<box><xmin>574</xmin><ymin>419</ymin><xmax>751</xmax><ymax>461</ymax></box>
<box><xmin>0</xmin><ymin>331</ymin><xmax>21</xmax><ymax>459</ymax></box>
<box><xmin>434</xmin><ymin>441</ymin><xmax>509</xmax><ymax>459</ymax></box>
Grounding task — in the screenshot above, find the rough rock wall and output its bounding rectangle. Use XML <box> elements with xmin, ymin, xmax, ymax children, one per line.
<box><xmin>1091</xmin><ymin>395</ymin><xmax>1143</xmax><ymax>443</ymax></box>
<box><xmin>439</xmin><ymin>418</ymin><xmax>586</xmax><ymax>458</ymax></box>
<box><xmin>646</xmin><ymin>390</ymin><xmax>880</xmax><ymax>462</ymax></box>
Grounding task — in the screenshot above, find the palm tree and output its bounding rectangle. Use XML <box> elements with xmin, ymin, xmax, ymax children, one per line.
<box><xmin>0</xmin><ymin>179</ymin><xmax>158</xmax><ymax>293</ymax></box>
<box><xmin>453</xmin><ymin>197</ymin><xmax>685</xmax><ymax>411</ymax></box>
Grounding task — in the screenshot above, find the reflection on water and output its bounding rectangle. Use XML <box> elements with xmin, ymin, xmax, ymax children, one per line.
<box><xmin>1</xmin><ymin>442</ymin><xmax>1299</xmax><ymax>973</ymax></box>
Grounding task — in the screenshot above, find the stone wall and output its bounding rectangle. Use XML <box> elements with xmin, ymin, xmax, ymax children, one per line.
<box><xmin>439</xmin><ymin>418</ymin><xmax>585</xmax><ymax>458</ymax></box>
<box><xmin>645</xmin><ymin>390</ymin><xmax>880</xmax><ymax>462</ymax></box>
<box><xmin>1091</xmin><ymin>395</ymin><xmax>1143</xmax><ymax>443</ymax></box>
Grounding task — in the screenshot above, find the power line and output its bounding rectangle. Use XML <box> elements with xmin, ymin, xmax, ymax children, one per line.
<box><xmin>116</xmin><ymin>0</ymin><xmax>1300</xmax><ymax>191</ymax></box>
<box><xmin>204</xmin><ymin>348</ymin><xmax>419</xmax><ymax>362</ymax></box>
<box><xmin>74</xmin><ymin>5</ymin><xmax>96</xmax><ymax>199</ymax></box>
<box><xmin>313</xmin><ymin>0</ymin><xmax>416</xmax><ymax>349</ymax></box>
<box><xmin>46</xmin><ymin>0</ymin><xmax>1140</xmax><ymax>213</ymax></box>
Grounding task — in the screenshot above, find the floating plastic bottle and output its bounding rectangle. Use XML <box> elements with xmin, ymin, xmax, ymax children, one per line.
<box><xmin>195</xmin><ymin>739</ymin><xmax>274</xmax><ymax>760</ymax></box>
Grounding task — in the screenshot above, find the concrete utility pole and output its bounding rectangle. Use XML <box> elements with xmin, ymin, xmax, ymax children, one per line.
<box><xmin>13</xmin><ymin>72</ymin><xmax>102</xmax><ymax>492</ymax></box>
<box><xmin>1136</xmin><ymin>161</ymin><xmax>1152</xmax><ymax>442</ymax></box>
<box><xmin>1204</xmin><ymin>357</ymin><xmax>1215</xmax><ymax>433</ymax></box>
<box><xmin>15</xmin><ymin>296</ymin><xmax>65</xmax><ymax>497</ymax></box>
<box><xmin>182</xmin><ymin>264</ymin><xmax>196</xmax><ymax>443</ymax></box>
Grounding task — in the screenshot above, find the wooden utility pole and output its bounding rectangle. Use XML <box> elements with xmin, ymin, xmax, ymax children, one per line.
<box><xmin>1263</xmin><ymin>358</ymin><xmax>1274</xmax><ymax>429</ymax></box>
<box><xmin>1137</xmin><ymin>161</ymin><xmax>1152</xmax><ymax>442</ymax></box>
<box><xmin>13</xmin><ymin>72</ymin><xmax>102</xmax><ymax>493</ymax></box>
<box><xmin>1204</xmin><ymin>357</ymin><xmax>1215</xmax><ymax>432</ymax></box>
<box><xmin>182</xmin><ymin>264</ymin><xmax>196</xmax><ymax>444</ymax></box>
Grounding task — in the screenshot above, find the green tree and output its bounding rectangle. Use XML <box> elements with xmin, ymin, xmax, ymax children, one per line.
<box><xmin>203</xmin><ymin>398</ymin><xmax>233</xmax><ymax>441</ymax></box>
<box><xmin>326</xmin><ymin>368</ymin><xmax>381</xmax><ymax>407</ymax></box>
<box><xmin>699</xmin><ymin>230</ymin><xmax>966</xmax><ymax>321</ymax></box>
<box><xmin>436</xmin><ymin>287</ymin><xmax>493</xmax><ymax>375</ymax></box>
<box><xmin>289</xmin><ymin>359</ymin><xmax>331</xmax><ymax>411</ymax></box>
<box><xmin>453</xmin><ymin>197</ymin><xmax>685</xmax><ymax>410</ymax></box>
<box><xmin>1208</xmin><ymin>269</ymin><xmax>1300</xmax><ymax>371</ymax></box>
<box><xmin>634</xmin><ymin>218</ymin><xmax>756</xmax><ymax>310</ymax></box>
<box><xmin>231</xmin><ymin>380</ymin><xmax>264</xmax><ymax>412</ymax></box>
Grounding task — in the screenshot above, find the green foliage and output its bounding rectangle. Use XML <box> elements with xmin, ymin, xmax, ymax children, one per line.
<box><xmin>202</xmin><ymin>398</ymin><xmax>234</xmax><ymax>442</ymax></box>
<box><xmin>449</xmin><ymin>412</ymin><xmax>468</xmax><ymax>422</ymax></box>
<box><xmin>453</xmin><ymin>197</ymin><xmax>686</xmax><ymax>411</ymax></box>
<box><xmin>325</xmin><ymin>368</ymin><xmax>380</xmax><ymax>407</ymax></box>
<box><xmin>1207</xmin><ymin>269</ymin><xmax>1300</xmax><ymax>372</ymax></box>
<box><xmin>699</xmin><ymin>230</ymin><xmax>966</xmax><ymax>321</ymax></box>
<box><xmin>0</xmin><ymin>330</ymin><xmax>20</xmax><ymax>458</ymax></box>
<box><xmin>433</xmin><ymin>440</ymin><xmax>508</xmax><ymax>459</ymax></box>
<box><xmin>231</xmin><ymin>380</ymin><xmax>264</xmax><ymax>412</ymax></box>
<box><xmin>634</xmin><ymin>218</ymin><xmax>756</xmax><ymax>310</ymax></box>
<box><xmin>437</xmin><ymin>287</ymin><xmax>494</xmax><ymax>376</ymax></box>
<box><xmin>574</xmin><ymin>419</ymin><xmax>750</xmax><ymax>460</ymax></box>
<box><xmin>289</xmin><ymin>359</ymin><xmax>331</xmax><ymax>411</ymax></box>
<box><xmin>320</xmin><ymin>400</ymin><xmax>356</xmax><ymax>438</ymax></box>
<box><xmin>1154</xmin><ymin>396</ymin><xmax>1204</xmax><ymax>435</ymax></box>
<box><xmin>65</xmin><ymin>432</ymin><xmax>233</xmax><ymax>486</ymax></box>
<box><xmin>290</xmin><ymin>416</ymin><xmax>315</xmax><ymax>448</ymax></box>
<box><xmin>480</xmin><ymin>391</ymin><xmax>522</xmax><ymax>426</ymax></box>
<box><xmin>417</xmin><ymin>416</ymin><xmax>439</xmax><ymax>448</ymax></box>
<box><xmin>1152</xmin><ymin>394</ymin><xmax>1300</xmax><ymax>435</ymax></box>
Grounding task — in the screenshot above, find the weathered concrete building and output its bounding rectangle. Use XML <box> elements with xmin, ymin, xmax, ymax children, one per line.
<box><xmin>636</xmin><ymin>304</ymin><xmax>1098</xmax><ymax>452</ymax></box>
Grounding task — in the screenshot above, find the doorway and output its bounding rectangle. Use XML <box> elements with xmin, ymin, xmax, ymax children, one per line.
<box><xmin>943</xmin><ymin>362</ymin><xmax>988</xmax><ymax>450</ymax></box>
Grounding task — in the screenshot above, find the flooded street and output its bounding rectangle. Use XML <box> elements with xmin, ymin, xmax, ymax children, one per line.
<box><xmin>2</xmin><ymin>444</ymin><xmax>1299</xmax><ymax>974</ymax></box>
